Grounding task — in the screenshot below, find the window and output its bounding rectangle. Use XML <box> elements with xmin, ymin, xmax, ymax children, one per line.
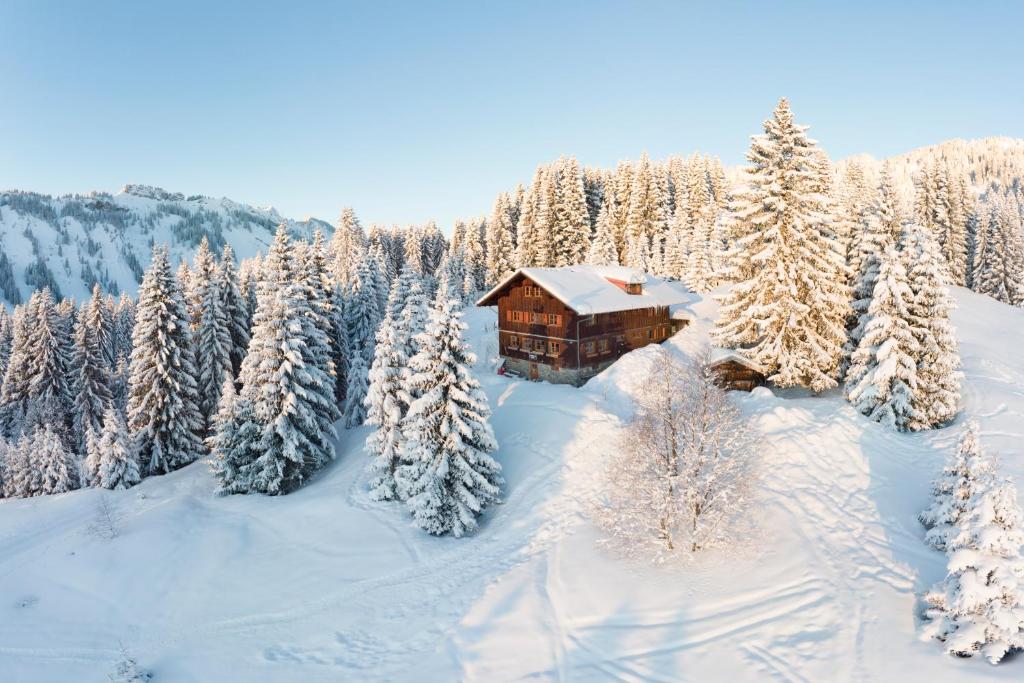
<box><xmin>598</xmin><ymin>338</ymin><xmax>609</xmax><ymax>352</ymax></box>
<box><xmin>547</xmin><ymin>341</ymin><xmax>561</xmax><ymax>356</ymax></box>
<box><xmin>521</xmin><ymin>337</ymin><xmax>532</xmax><ymax>351</ymax></box>
<box><xmin>547</xmin><ymin>313</ymin><xmax>562</xmax><ymax>326</ymax></box>
<box><xmin>523</xmin><ymin>285</ymin><xmax>541</xmax><ymax>297</ymax></box>
<box><xmin>508</xmin><ymin>335</ymin><xmax>519</xmax><ymax>349</ymax></box>
<box><xmin>584</xmin><ymin>341</ymin><xmax>596</xmax><ymax>355</ymax></box>
<box><xmin>509</xmin><ymin>310</ymin><xmax>526</xmax><ymax>323</ymax></box>
<box><xmin>647</xmin><ymin>328</ymin><xmax>653</xmax><ymax>340</ymax></box>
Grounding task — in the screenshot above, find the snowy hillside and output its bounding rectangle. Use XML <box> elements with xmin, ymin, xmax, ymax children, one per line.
<box><xmin>0</xmin><ymin>185</ymin><xmax>332</xmax><ymax>305</ymax></box>
<box><xmin>0</xmin><ymin>286</ymin><xmax>1021</xmax><ymax>681</ymax></box>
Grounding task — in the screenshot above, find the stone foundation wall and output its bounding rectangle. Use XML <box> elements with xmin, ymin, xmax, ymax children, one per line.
<box><xmin>503</xmin><ymin>356</ymin><xmax>616</xmax><ymax>387</ymax></box>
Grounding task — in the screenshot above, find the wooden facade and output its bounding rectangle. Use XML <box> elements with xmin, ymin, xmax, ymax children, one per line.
<box><xmin>710</xmin><ymin>358</ymin><xmax>766</xmax><ymax>392</ymax></box>
<box><xmin>482</xmin><ymin>273</ymin><xmax>685</xmax><ymax>385</ymax></box>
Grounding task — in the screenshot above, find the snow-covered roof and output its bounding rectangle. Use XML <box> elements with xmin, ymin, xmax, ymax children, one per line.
<box><xmin>476</xmin><ymin>265</ymin><xmax>693</xmax><ymax>315</ymax></box>
<box><xmin>708</xmin><ymin>348</ymin><xmax>764</xmax><ymax>374</ymax></box>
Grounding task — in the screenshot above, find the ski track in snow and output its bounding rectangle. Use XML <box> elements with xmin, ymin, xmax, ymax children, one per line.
<box><xmin>0</xmin><ymin>287</ymin><xmax>1022</xmax><ymax>681</ymax></box>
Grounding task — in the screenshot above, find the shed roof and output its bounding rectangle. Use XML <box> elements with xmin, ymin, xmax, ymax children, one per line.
<box><xmin>708</xmin><ymin>348</ymin><xmax>765</xmax><ymax>374</ymax></box>
<box><xmin>476</xmin><ymin>265</ymin><xmax>693</xmax><ymax>315</ymax></box>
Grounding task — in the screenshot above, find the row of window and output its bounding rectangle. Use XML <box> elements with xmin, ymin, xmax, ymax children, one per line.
<box><xmin>507</xmin><ymin>310</ymin><xmax>563</xmax><ymax>326</ymax></box>
<box><xmin>522</xmin><ymin>285</ymin><xmax>543</xmax><ymax>297</ymax></box>
<box><xmin>507</xmin><ymin>335</ymin><xmax>561</xmax><ymax>355</ymax></box>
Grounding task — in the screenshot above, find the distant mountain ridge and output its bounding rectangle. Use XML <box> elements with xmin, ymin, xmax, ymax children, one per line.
<box><xmin>0</xmin><ymin>184</ymin><xmax>333</xmax><ymax>306</ymax></box>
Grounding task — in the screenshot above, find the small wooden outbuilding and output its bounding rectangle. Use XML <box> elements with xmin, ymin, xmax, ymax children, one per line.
<box><xmin>709</xmin><ymin>349</ymin><xmax>766</xmax><ymax>392</ymax></box>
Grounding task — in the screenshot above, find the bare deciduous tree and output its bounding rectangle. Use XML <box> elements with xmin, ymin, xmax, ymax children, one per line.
<box><xmin>593</xmin><ymin>348</ymin><xmax>756</xmax><ymax>560</ymax></box>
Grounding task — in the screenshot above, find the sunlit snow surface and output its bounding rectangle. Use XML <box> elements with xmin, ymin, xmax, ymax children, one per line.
<box><xmin>0</xmin><ymin>286</ymin><xmax>1021</xmax><ymax>681</ymax></box>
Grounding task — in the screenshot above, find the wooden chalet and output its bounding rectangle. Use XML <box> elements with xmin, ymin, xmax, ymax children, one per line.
<box><xmin>476</xmin><ymin>265</ymin><xmax>693</xmax><ymax>386</ymax></box>
<box><xmin>708</xmin><ymin>349</ymin><xmax>767</xmax><ymax>392</ymax></box>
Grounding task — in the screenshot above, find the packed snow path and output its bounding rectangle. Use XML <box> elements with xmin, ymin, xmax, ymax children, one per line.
<box><xmin>0</xmin><ymin>288</ymin><xmax>1021</xmax><ymax>681</ymax></box>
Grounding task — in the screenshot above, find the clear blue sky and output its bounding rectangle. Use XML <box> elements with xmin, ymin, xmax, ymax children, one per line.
<box><xmin>2</xmin><ymin>1</ymin><xmax>1022</xmax><ymax>230</ymax></box>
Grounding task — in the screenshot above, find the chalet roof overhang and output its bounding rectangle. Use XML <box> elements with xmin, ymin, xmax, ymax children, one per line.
<box><xmin>476</xmin><ymin>266</ymin><xmax>693</xmax><ymax>316</ymax></box>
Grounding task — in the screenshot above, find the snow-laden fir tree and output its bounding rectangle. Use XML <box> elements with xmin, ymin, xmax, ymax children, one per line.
<box><xmin>208</xmin><ymin>373</ymin><xmax>259</xmax><ymax>495</ymax></box>
<box><xmin>902</xmin><ymin>224</ymin><xmax>961</xmax><ymax>429</ymax></box>
<box><xmin>586</xmin><ymin>202</ymin><xmax>619</xmax><ymax>266</ymax></box>
<box><xmin>661</xmin><ymin>209</ymin><xmax>689</xmax><ymax>280</ymax></box>
<box><xmin>218</xmin><ymin>244</ymin><xmax>251</xmax><ymax>378</ymax></box>
<box><xmin>343</xmin><ymin>257</ymin><xmax>382</xmax><ymax>427</ymax></box>
<box><xmin>485</xmin><ymin>192</ymin><xmax>515</xmax><ymax>287</ymax></box>
<box><xmin>297</xmin><ymin>231</ymin><xmax>341</xmax><ymax>431</ymax></box>
<box><xmin>72</xmin><ymin>292</ymin><xmax>114</xmax><ymax>454</ymax></box>
<box><xmin>714</xmin><ymin>98</ymin><xmax>850</xmax><ymax>391</ymax></box>
<box><xmin>845</xmin><ymin>246</ymin><xmax>922</xmax><ymax>430</ymax></box>
<box><xmin>19</xmin><ymin>289</ymin><xmax>75</xmax><ymax>438</ymax></box>
<box><xmin>195</xmin><ymin>266</ymin><xmax>233</xmax><ymax>430</ymax></box>
<box><xmin>186</xmin><ymin>236</ymin><xmax>218</xmax><ymax>327</ymax></box>
<box><xmin>227</xmin><ymin>280</ymin><xmax>338</xmax><ymax>494</ymax></box>
<box><xmin>364</xmin><ymin>273</ymin><xmax>422</xmax><ymax>501</ymax></box>
<box><xmin>919</xmin><ymin>421</ymin><xmax>995</xmax><ymax>551</ymax></box>
<box><xmin>127</xmin><ymin>247</ymin><xmax>206</xmax><ymax>476</ymax></box>
<box><xmin>593</xmin><ymin>349</ymin><xmax>756</xmax><ymax>560</ymax></box>
<box><xmin>625</xmin><ymin>152</ymin><xmax>668</xmax><ymax>267</ymax></box>
<box><xmin>845</xmin><ymin>164</ymin><xmax>903</xmax><ymax>368</ymax></box>
<box><xmin>364</xmin><ymin>268</ymin><xmax>428</xmax><ymax>501</ymax></box>
<box><xmin>975</xmin><ymin>191</ymin><xmax>1024</xmax><ymax>306</ymax></box>
<box><xmin>553</xmin><ymin>156</ymin><xmax>591</xmax><ymax>267</ymax></box>
<box><xmin>460</xmin><ymin>218</ymin><xmax>487</xmax><ymax>298</ymax></box>
<box><xmin>0</xmin><ymin>307</ymin><xmax>13</xmax><ymax>395</ymax></box>
<box><xmin>4</xmin><ymin>434</ymin><xmax>37</xmax><ymax>497</ymax></box>
<box><xmin>512</xmin><ymin>166</ymin><xmax>545</xmax><ymax>269</ymax></box>
<box><xmin>35</xmin><ymin>424</ymin><xmax>79</xmax><ymax>495</ymax></box>
<box><xmin>395</xmin><ymin>290</ymin><xmax>502</xmax><ymax>537</ymax></box>
<box><xmin>96</xmin><ymin>407</ymin><xmax>141</xmax><ymax>490</ymax></box>
<box><xmin>922</xmin><ymin>470</ymin><xmax>1024</xmax><ymax>664</ymax></box>
<box><xmin>113</xmin><ymin>293</ymin><xmax>136</xmax><ymax>364</ymax></box>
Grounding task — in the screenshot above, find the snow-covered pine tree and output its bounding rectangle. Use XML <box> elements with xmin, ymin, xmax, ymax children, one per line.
<box><xmin>844</xmin><ymin>165</ymin><xmax>903</xmax><ymax>373</ymax></box>
<box><xmin>113</xmin><ymin>293</ymin><xmax>136</xmax><ymax>364</ymax></box>
<box><xmin>485</xmin><ymin>192</ymin><xmax>515</xmax><ymax>287</ymax></box>
<box><xmin>714</xmin><ymin>98</ymin><xmax>850</xmax><ymax>391</ymax></box>
<box><xmin>82</xmin><ymin>284</ymin><xmax>115</xmax><ymax>370</ymax></box>
<box><xmin>23</xmin><ymin>289</ymin><xmax>75</xmax><ymax>437</ymax></box>
<box><xmin>395</xmin><ymin>290</ymin><xmax>502</xmax><ymax>537</ymax></box>
<box><xmin>513</xmin><ymin>166</ymin><xmax>545</xmax><ymax>268</ymax></box>
<box><xmin>845</xmin><ymin>246</ymin><xmax>922</xmax><ymax>430</ymax></box>
<box><xmin>0</xmin><ymin>303</ymin><xmax>35</xmax><ymax>437</ymax></box>
<box><xmin>186</xmin><ymin>236</ymin><xmax>218</xmax><ymax>328</ymax></box>
<box><xmin>552</xmin><ymin>156</ymin><xmax>591</xmax><ymax>267</ymax></box>
<box><xmin>72</xmin><ymin>293</ymin><xmax>114</xmax><ymax>453</ymax></box>
<box><xmin>297</xmin><ymin>231</ymin><xmax>341</xmax><ymax>431</ymax></box>
<box><xmin>127</xmin><ymin>247</ymin><xmax>206</xmax><ymax>476</ymax></box>
<box><xmin>208</xmin><ymin>373</ymin><xmax>258</xmax><ymax>495</ymax></box>
<box><xmin>230</xmin><ymin>278</ymin><xmax>338</xmax><ymax>494</ymax></box>
<box><xmin>364</xmin><ymin>280</ymin><xmax>412</xmax><ymax>501</ymax></box>
<box><xmin>343</xmin><ymin>258</ymin><xmax>382</xmax><ymax>427</ymax></box>
<box><xmin>329</xmin><ymin>207</ymin><xmax>366</xmax><ymax>290</ymax></box>
<box><xmin>625</xmin><ymin>152</ymin><xmax>668</xmax><ymax>270</ymax></box>
<box><xmin>975</xmin><ymin>190</ymin><xmax>1024</xmax><ymax>306</ymax></box>
<box><xmin>586</xmin><ymin>202</ymin><xmax>619</xmax><ymax>266</ymax></box>
<box><xmin>218</xmin><ymin>244</ymin><xmax>251</xmax><ymax>378</ymax></box>
<box><xmin>35</xmin><ymin>424</ymin><xmax>79</xmax><ymax>495</ymax></box>
<box><xmin>96</xmin><ymin>407</ymin><xmax>141</xmax><ymax>490</ymax></box>
<box><xmin>919</xmin><ymin>421</ymin><xmax>995</xmax><ymax>550</ymax></box>
<box><xmin>685</xmin><ymin>212</ymin><xmax>715</xmax><ymax>292</ymax></box>
<box><xmin>0</xmin><ymin>307</ymin><xmax>13</xmax><ymax>396</ymax></box>
<box><xmin>902</xmin><ymin>224</ymin><xmax>961</xmax><ymax>429</ymax></box>
<box><xmin>195</xmin><ymin>255</ymin><xmax>233</xmax><ymax>431</ymax></box>
<box><xmin>922</xmin><ymin>471</ymin><xmax>1024</xmax><ymax>664</ymax></box>
<box><xmin>461</xmin><ymin>218</ymin><xmax>487</xmax><ymax>298</ymax></box>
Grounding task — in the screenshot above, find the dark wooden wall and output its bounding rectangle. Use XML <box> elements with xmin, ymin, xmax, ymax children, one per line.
<box><xmin>494</xmin><ymin>275</ymin><xmax>679</xmax><ymax>371</ymax></box>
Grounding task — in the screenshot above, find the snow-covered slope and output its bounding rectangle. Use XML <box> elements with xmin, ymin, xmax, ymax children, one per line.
<box><xmin>0</xmin><ymin>185</ymin><xmax>332</xmax><ymax>305</ymax></box>
<box><xmin>0</xmin><ymin>288</ymin><xmax>1022</xmax><ymax>681</ymax></box>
